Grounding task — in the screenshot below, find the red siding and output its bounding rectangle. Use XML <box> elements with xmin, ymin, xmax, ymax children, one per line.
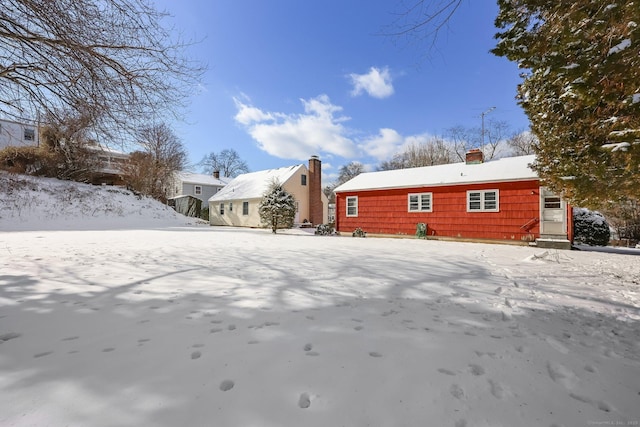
<box><xmin>336</xmin><ymin>180</ymin><xmax>542</xmax><ymax>242</ymax></box>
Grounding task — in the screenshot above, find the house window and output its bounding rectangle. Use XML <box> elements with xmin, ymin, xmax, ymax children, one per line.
<box><xmin>229</xmin><ymin>202</ymin><xmax>233</xmax><ymax>212</ymax></box>
<box><xmin>346</xmin><ymin>196</ymin><xmax>358</xmax><ymax>217</ymax></box>
<box><xmin>24</xmin><ymin>128</ymin><xmax>35</xmax><ymax>141</ymax></box>
<box><xmin>242</xmin><ymin>201</ymin><xmax>249</xmax><ymax>215</ymax></box>
<box><xmin>408</xmin><ymin>193</ymin><xmax>432</xmax><ymax>212</ymax></box>
<box><xmin>467</xmin><ymin>190</ymin><xmax>499</xmax><ymax>212</ymax></box>
<box><xmin>194</xmin><ymin>185</ymin><xmax>202</xmax><ymax>195</ymax></box>
<box><xmin>219</xmin><ymin>203</ymin><xmax>224</xmax><ymax>215</ymax></box>
<box><xmin>544</xmin><ymin>196</ymin><xmax>561</xmax><ymax>209</ymax></box>
<box><xmin>301</xmin><ymin>174</ymin><xmax>307</xmax><ymax>186</ymax></box>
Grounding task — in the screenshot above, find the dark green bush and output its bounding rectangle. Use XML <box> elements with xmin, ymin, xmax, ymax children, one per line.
<box><xmin>573</xmin><ymin>208</ymin><xmax>610</xmax><ymax>246</ymax></box>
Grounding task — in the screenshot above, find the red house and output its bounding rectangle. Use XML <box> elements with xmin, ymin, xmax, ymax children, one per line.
<box><xmin>334</xmin><ymin>151</ymin><xmax>573</xmax><ymax>249</ymax></box>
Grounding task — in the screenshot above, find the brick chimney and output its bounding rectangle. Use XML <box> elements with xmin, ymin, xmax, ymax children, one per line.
<box><xmin>308</xmin><ymin>155</ymin><xmax>323</xmax><ymax>225</ymax></box>
<box><xmin>465</xmin><ymin>149</ymin><xmax>484</xmax><ymax>165</ymax></box>
<box><xmin>213</xmin><ymin>171</ymin><xmax>220</xmax><ymax>179</ymax></box>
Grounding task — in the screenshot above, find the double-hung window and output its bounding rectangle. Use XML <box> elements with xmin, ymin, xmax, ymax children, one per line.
<box><xmin>242</xmin><ymin>201</ymin><xmax>249</xmax><ymax>215</ymax></box>
<box><xmin>408</xmin><ymin>193</ymin><xmax>432</xmax><ymax>212</ymax></box>
<box><xmin>219</xmin><ymin>203</ymin><xmax>224</xmax><ymax>215</ymax></box>
<box><xmin>24</xmin><ymin>128</ymin><xmax>35</xmax><ymax>141</ymax></box>
<box><xmin>346</xmin><ymin>196</ymin><xmax>358</xmax><ymax>217</ymax></box>
<box><xmin>467</xmin><ymin>190</ymin><xmax>499</xmax><ymax>212</ymax></box>
<box><xmin>229</xmin><ymin>202</ymin><xmax>233</xmax><ymax>212</ymax></box>
<box><xmin>194</xmin><ymin>185</ymin><xmax>202</xmax><ymax>195</ymax></box>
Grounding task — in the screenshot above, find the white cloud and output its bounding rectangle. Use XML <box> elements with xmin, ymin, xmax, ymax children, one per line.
<box><xmin>233</xmin><ymin>94</ymin><xmax>358</xmax><ymax>161</ymax></box>
<box><xmin>349</xmin><ymin>67</ymin><xmax>394</xmax><ymax>99</ymax></box>
<box><xmin>358</xmin><ymin>128</ymin><xmax>404</xmax><ymax>161</ymax></box>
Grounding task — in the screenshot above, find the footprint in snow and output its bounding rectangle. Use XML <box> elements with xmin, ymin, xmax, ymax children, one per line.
<box><xmin>210</xmin><ymin>328</ymin><xmax>223</xmax><ymax>334</ymax></box>
<box><xmin>0</xmin><ymin>332</ymin><xmax>21</xmax><ymax>342</ymax></box>
<box><xmin>33</xmin><ymin>351</ymin><xmax>53</xmax><ymax>358</ymax></box>
<box><xmin>437</xmin><ymin>368</ymin><xmax>456</xmax><ymax>376</ymax></box>
<box><xmin>369</xmin><ymin>352</ymin><xmax>383</xmax><ymax>358</ymax></box>
<box><xmin>488</xmin><ymin>379</ymin><xmax>507</xmax><ymax>399</ymax></box>
<box><xmin>102</xmin><ymin>347</ymin><xmax>115</xmax><ymax>352</ymax></box>
<box><xmin>219</xmin><ymin>380</ymin><xmax>234</xmax><ymax>391</ymax></box>
<box><xmin>468</xmin><ymin>364</ymin><xmax>485</xmax><ymax>376</ymax></box>
<box><xmin>61</xmin><ymin>336</ymin><xmax>80</xmax><ymax>341</ymax></box>
<box><xmin>227</xmin><ymin>324</ymin><xmax>236</xmax><ymax>331</ymax></box>
<box><xmin>210</xmin><ymin>320</ymin><xmax>223</xmax><ymax>324</ymax></box>
<box><xmin>450</xmin><ymin>384</ymin><xmax>465</xmax><ymax>399</ymax></box>
<box><xmin>304</xmin><ymin>343</ymin><xmax>313</xmax><ymax>351</ymax></box>
<box><xmin>298</xmin><ymin>392</ymin><xmax>311</xmax><ymax>409</ymax></box>
<box><xmin>191</xmin><ymin>351</ymin><xmax>201</xmax><ymax>360</ymax></box>
<box><xmin>354</xmin><ymin>326</ymin><xmax>364</xmax><ymax>331</ymax></box>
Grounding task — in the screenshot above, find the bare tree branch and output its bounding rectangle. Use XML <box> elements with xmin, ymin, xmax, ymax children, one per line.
<box><xmin>0</xmin><ymin>0</ymin><xmax>205</xmax><ymax>144</ymax></box>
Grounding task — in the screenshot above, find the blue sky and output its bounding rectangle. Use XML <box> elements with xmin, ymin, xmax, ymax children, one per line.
<box><xmin>155</xmin><ymin>0</ymin><xmax>531</xmax><ymax>183</ymax></box>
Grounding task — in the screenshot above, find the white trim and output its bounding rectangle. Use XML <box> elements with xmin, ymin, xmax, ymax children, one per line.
<box><xmin>346</xmin><ymin>196</ymin><xmax>358</xmax><ymax>217</ymax></box>
<box><xmin>467</xmin><ymin>189</ymin><xmax>499</xmax><ymax>212</ymax></box>
<box><xmin>408</xmin><ymin>192</ymin><xmax>433</xmax><ymax>212</ymax></box>
<box><xmin>194</xmin><ymin>185</ymin><xmax>202</xmax><ymax>195</ymax></box>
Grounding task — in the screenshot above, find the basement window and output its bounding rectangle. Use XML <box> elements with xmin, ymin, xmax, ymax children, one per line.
<box><xmin>24</xmin><ymin>128</ymin><xmax>35</xmax><ymax>141</ymax></box>
<box><xmin>408</xmin><ymin>193</ymin><xmax>432</xmax><ymax>212</ymax></box>
<box><xmin>467</xmin><ymin>190</ymin><xmax>499</xmax><ymax>212</ymax></box>
<box><xmin>346</xmin><ymin>196</ymin><xmax>358</xmax><ymax>217</ymax></box>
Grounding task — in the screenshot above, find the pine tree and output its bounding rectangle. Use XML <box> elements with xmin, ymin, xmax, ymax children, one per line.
<box><xmin>258</xmin><ymin>180</ymin><xmax>297</xmax><ymax>233</ymax></box>
<box><xmin>492</xmin><ymin>0</ymin><xmax>640</xmax><ymax>207</ymax></box>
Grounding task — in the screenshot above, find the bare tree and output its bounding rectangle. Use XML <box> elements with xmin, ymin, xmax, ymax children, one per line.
<box><xmin>378</xmin><ymin>137</ymin><xmax>453</xmax><ymax>170</ymax></box>
<box><xmin>381</xmin><ymin>0</ymin><xmax>464</xmax><ymax>53</ymax></box>
<box><xmin>446</xmin><ymin>120</ymin><xmax>510</xmax><ymax>162</ymax></box>
<box><xmin>0</xmin><ymin>0</ymin><xmax>204</xmax><ymax>140</ymax></box>
<box><xmin>199</xmin><ymin>149</ymin><xmax>249</xmax><ymax>178</ymax></box>
<box><xmin>121</xmin><ymin>123</ymin><xmax>187</xmax><ymax>201</ymax></box>
<box><xmin>38</xmin><ymin>109</ymin><xmax>102</xmax><ymax>181</ymax></box>
<box><xmin>337</xmin><ymin>162</ymin><xmax>365</xmax><ymax>186</ymax></box>
<box><xmin>507</xmin><ymin>130</ymin><xmax>538</xmax><ymax>156</ymax></box>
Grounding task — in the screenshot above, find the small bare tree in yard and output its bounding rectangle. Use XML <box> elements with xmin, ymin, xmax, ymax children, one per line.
<box><xmin>121</xmin><ymin>123</ymin><xmax>187</xmax><ymax>202</ymax></box>
<box><xmin>198</xmin><ymin>149</ymin><xmax>249</xmax><ymax>178</ymax></box>
<box><xmin>258</xmin><ymin>179</ymin><xmax>296</xmax><ymax>234</ymax></box>
<box><xmin>0</xmin><ymin>0</ymin><xmax>204</xmax><ymax>140</ymax></box>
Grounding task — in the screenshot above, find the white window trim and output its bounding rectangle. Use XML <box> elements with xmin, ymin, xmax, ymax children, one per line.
<box><xmin>408</xmin><ymin>192</ymin><xmax>433</xmax><ymax>212</ymax></box>
<box><xmin>219</xmin><ymin>203</ymin><xmax>224</xmax><ymax>215</ymax></box>
<box><xmin>242</xmin><ymin>201</ymin><xmax>249</xmax><ymax>216</ymax></box>
<box><xmin>346</xmin><ymin>196</ymin><xmax>358</xmax><ymax>217</ymax></box>
<box><xmin>194</xmin><ymin>185</ymin><xmax>202</xmax><ymax>195</ymax></box>
<box><xmin>467</xmin><ymin>189</ymin><xmax>499</xmax><ymax>212</ymax></box>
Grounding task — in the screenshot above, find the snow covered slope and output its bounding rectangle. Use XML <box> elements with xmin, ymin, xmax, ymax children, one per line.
<box><xmin>0</xmin><ymin>172</ymin><xmax>201</xmax><ymax>231</ymax></box>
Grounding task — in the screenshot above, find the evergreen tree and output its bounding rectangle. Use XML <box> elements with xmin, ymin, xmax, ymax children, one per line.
<box><xmin>492</xmin><ymin>0</ymin><xmax>640</xmax><ymax>207</ymax></box>
<box><xmin>258</xmin><ymin>180</ymin><xmax>297</xmax><ymax>233</ymax></box>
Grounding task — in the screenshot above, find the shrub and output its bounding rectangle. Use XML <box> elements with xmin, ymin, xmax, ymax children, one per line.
<box><xmin>352</xmin><ymin>227</ymin><xmax>366</xmax><ymax>238</ymax></box>
<box><xmin>315</xmin><ymin>223</ymin><xmax>334</xmax><ymax>236</ymax></box>
<box><xmin>573</xmin><ymin>208</ymin><xmax>610</xmax><ymax>246</ymax></box>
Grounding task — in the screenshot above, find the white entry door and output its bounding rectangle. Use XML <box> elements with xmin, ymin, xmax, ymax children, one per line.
<box><xmin>540</xmin><ymin>188</ymin><xmax>566</xmax><ymax>235</ymax></box>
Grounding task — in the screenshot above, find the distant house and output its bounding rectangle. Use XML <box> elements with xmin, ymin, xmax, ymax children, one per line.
<box><xmin>334</xmin><ymin>151</ymin><xmax>573</xmax><ymax>249</ymax></box>
<box><xmin>88</xmin><ymin>144</ymin><xmax>129</xmax><ymax>186</ymax></box>
<box><xmin>209</xmin><ymin>156</ymin><xmax>328</xmax><ymax>228</ymax></box>
<box><xmin>0</xmin><ymin>118</ymin><xmax>40</xmax><ymax>149</ymax></box>
<box><xmin>167</xmin><ymin>171</ymin><xmax>229</xmax><ymax>203</ymax></box>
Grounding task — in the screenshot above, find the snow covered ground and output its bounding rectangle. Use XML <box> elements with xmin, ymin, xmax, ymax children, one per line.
<box><xmin>1</xmin><ymin>173</ymin><xmax>639</xmax><ymax>427</ymax></box>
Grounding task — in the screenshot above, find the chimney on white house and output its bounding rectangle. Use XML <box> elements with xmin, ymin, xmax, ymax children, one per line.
<box><xmin>213</xmin><ymin>171</ymin><xmax>220</xmax><ymax>179</ymax></box>
<box><xmin>308</xmin><ymin>155</ymin><xmax>322</xmax><ymax>225</ymax></box>
<box><xmin>465</xmin><ymin>149</ymin><xmax>484</xmax><ymax>165</ymax></box>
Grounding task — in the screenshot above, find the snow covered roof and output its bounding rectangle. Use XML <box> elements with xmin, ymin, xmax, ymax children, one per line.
<box><xmin>209</xmin><ymin>164</ymin><xmax>304</xmax><ymax>202</ymax></box>
<box><xmin>334</xmin><ymin>155</ymin><xmax>538</xmax><ymax>193</ymax></box>
<box><xmin>177</xmin><ymin>172</ymin><xmax>229</xmax><ymax>186</ymax></box>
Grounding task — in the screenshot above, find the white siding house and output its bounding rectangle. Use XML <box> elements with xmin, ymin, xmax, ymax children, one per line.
<box><xmin>0</xmin><ymin>118</ymin><xmax>40</xmax><ymax>149</ymax></box>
